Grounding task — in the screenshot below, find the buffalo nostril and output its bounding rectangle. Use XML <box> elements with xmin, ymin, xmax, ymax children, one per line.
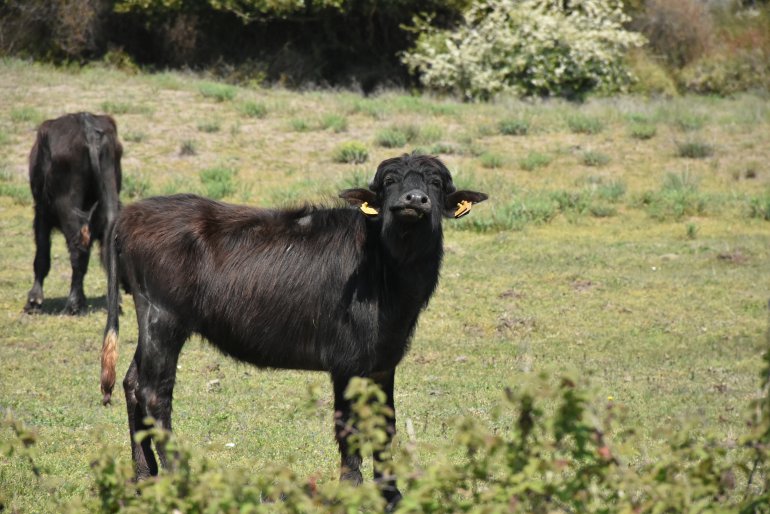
<box><xmin>406</xmin><ymin>194</ymin><xmax>413</xmax><ymax>201</ymax></box>
<box><xmin>420</xmin><ymin>196</ymin><xmax>428</xmax><ymax>204</ymax></box>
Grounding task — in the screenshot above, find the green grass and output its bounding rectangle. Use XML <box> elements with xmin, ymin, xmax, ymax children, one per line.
<box><xmin>332</xmin><ymin>141</ymin><xmax>369</xmax><ymax>164</ymax></box>
<box><xmin>239</xmin><ymin>100</ymin><xmax>268</xmax><ymax>118</ymax></box>
<box><xmin>629</xmin><ymin>123</ymin><xmax>656</xmax><ymax>140</ymax></box>
<box><xmin>498</xmin><ymin>118</ymin><xmax>530</xmax><ymax>136</ymax></box>
<box><xmin>676</xmin><ymin>139</ymin><xmax>714</xmax><ymax>159</ymax></box>
<box><xmin>10</xmin><ymin>106</ymin><xmax>42</xmax><ymax>124</ymax></box>
<box><xmin>199</xmin><ymin>166</ymin><xmax>237</xmax><ymax>199</ymax></box>
<box><xmin>179</xmin><ymin>139</ymin><xmax>197</xmax><ymax>156</ymax></box>
<box><xmin>320</xmin><ymin>113</ymin><xmax>348</xmax><ymax>133</ymax></box>
<box><xmin>519</xmin><ymin>151</ymin><xmax>552</xmax><ymax>171</ymax></box>
<box><xmin>479</xmin><ymin>152</ymin><xmax>505</xmax><ymax>169</ymax></box>
<box><xmin>198</xmin><ymin>82</ymin><xmax>237</xmax><ymax>102</ymax></box>
<box><xmin>1</xmin><ymin>60</ymin><xmax>770</xmax><ymax>513</ymax></box>
<box><xmin>566</xmin><ymin>114</ymin><xmax>604</xmax><ymax>134</ymax></box>
<box><xmin>197</xmin><ymin>120</ymin><xmax>221</xmax><ymax>133</ymax></box>
<box><xmin>375</xmin><ymin>125</ymin><xmax>419</xmax><ymax>148</ymax></box>
<box><xmin>580</xmin><ymin>150</ymin><xmax>610</xmax><ymax>167</ymax></box>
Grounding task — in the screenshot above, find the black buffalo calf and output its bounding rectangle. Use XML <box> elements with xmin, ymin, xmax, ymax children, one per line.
<box><xmin>25</xmin><ymin>112</ymin><xmax>122</xmax><ymax>315</ymax></box>
<box><xmin>99</xmin><ymin>154</ymin><xmax>487</xmax><ymax>508</ymax></box>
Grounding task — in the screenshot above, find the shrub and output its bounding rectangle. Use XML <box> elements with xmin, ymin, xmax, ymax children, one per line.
<box><xmin>638</xmin><ymin>0</ymin><xmax>713</xmax><ymax>68</ymax></box>
<box><xmin>200</xmin><ymin>167</ymin><xmax>237</xmax><ymax>200</ymax></box>
<box><xmin>402</xmin><ymin>0</ymin><xmax>645</xmax><ymax>100</ymax></box>
<box><xmin>626</xmin><ymin>48</ymin><xmax>678</xmax><ymax>96</ymax></box>
<box><xmin>332</xmin><ymin>142</ymin><xmax>369</xmax><ymax>164</ymax></box>
<box><xmin>680</xmin><ymin>49</ymin><xmax>770</xmax><ymax>96</ymax></box>
<box><xmin>519</xmin><ymin>151</ymin><xmax>552</xmax><ymax>171</ymax></box>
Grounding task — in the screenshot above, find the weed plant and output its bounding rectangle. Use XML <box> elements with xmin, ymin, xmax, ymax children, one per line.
<box><xmin>122</xmin><ymin>174</ymin><xmax>150</xmax><ymax>200</ymax></box>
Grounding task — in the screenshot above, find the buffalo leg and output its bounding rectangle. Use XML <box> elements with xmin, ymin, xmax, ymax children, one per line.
<box><xmin>371</xmin><ymin>369</ymin><xmax>402</xmax><ymax>509</ymax></box>
<box><xmin>123</xmin><ymin>349</ymin><xmax>158</xmax><ymax>479</ymax></box>
<box><xmin>135</xmin><ymin>299</ymin><xmax>187</xmax><ymax>473</ymax></box>
<box><xmin>25</xmin><ymin>207</ymin><xmax>52</xmax><ymax>313</ymax></box>
<box><xmin>60</xmin><ymin>212</ymin><xmax>91</xmax><ymax>315</ymax></box>
<box><xmin>332</xmin><ymin>374</ymin><xmax>363</xmax><ymax>486</ymax></box>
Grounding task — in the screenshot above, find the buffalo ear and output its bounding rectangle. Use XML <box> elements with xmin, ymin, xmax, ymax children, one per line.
<box><xmin>444</xmin><ymin>190</ymin><xmax>489</xmax><ymax>219</ymax></box>
<box><xmin>339</xmin><ymin>188</ymin><xmax>379</xmax><ymax>208</ymax></box>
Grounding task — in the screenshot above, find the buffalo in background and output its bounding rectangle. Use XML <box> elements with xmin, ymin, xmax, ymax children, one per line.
<box><xmin>25</xmin><ymin>112</ymin><xmax>122</xmax><ymax>315</ymax></box>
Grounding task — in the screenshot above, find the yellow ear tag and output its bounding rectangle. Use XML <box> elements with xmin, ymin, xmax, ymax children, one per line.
<box><xmin>360</xmin><ymin>202</ymin><xmax>379</xmax><ymax>216</ymax></box>
<box><xmin>454</xmin><ymin>200</ymin><xmax>473</xmax><ymax>218</ymax></box>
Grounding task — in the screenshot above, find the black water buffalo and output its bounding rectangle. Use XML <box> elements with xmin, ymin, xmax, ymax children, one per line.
<box><xmin>99</xmin><ymin>154</ymin><xmax>487</xmax><ymax>507</ymax></box>
<box><xmin>25</xmin><ymin>112</ymin><xmax>122</xmax><ymax>314</ymax></box>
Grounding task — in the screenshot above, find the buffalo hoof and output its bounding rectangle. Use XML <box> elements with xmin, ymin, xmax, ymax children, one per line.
<box><xmin>62</xmin><ymin>296</ymin><xmax>86</xmax><ymax>315</ymax></box>
<box><xmin>23</xmin><ymin>298</ymin><xmax>43</xmax><ymax>314</ymax></box>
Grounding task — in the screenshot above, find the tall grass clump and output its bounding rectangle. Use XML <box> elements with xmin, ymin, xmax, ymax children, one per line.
<box><xmin>747</xmin><ymin>191</ymin><xmax>770</xmax><ymax>221</ymax></box>
<box><xmin>375</xmin><ymin>125</ymin><xmax>418</xmax><ymax>148</ymax></box>
<box><xmin>629</xmin><ymin>123</ymin><xmax>656</xmax><ymax>140</ymax></box>
<box><xmin>200</xmin><ymin>167</ymin><xmax>237</xmax><ymax>199</ymax></box>
<box><xmin>567</xmin><ymin>114</ymin><xmax>604</xmax><ymax>135</ymax></box>
<box><xmin>179</xmin><ymin>139</ymin><xmax>197</xmax><ymax>156</ymax></box>
<box><xmin>676</xmin><ymin>139</ymin><xmax>714</xmax><ymax>159</ymax></box>
<box><xmin>197</xmin><ymin>120</ymin><xmax>221</xmax><ymax>133</ymax></box>
<box><xmin>198</xmin><ymin>82</ymin><xmax>237</xmax><ymax>102</ymax></box>
<box><xmin>581</xmin><ymin>150</ymin><xmax>610</xmax><ymax>167</ymax></box>
<box><xmin>10</xmin><ymin>107</ymin><xmax>42</xmax><ymax>124</ymax></box>
<box><xmin>458</xmin><ymin>193</ymin><xmax>558</xmax><ymax>232</ymax></box>
<box><xmin>0</xmin><ymin>166</ymin><xmax>30</xmax><ymax>205</ymax></box>
<box><xmin>332</xmin><ymin>142</ymin><xmax>369</xmax><ymax>164</ymax></box>
<box><xmin>240</xmin><ymin>101</ymin><xmax>267</xmax><ymax>118</ymax></box>
<box><xmin>499</xmin><ymin>117</ymin><xmax>530</xmax><ymax>136</ymax></box>
<box><xmin>641</xmin><ymin>171</ymin><xmax>708</xmax><ymax>220</ymax></box>
<box><xmin>519</xmin><ymin>151</ymin><xmax>552</xmax><ymax>171</ymax></box>
<box><xmin>480</xmin><ymin>152</ymin><xmax>505</xmax><ymax>169</ymax></box>
<box><xmin>321</xmin><ymin>114</ymin><xmax>348</xmax><ymax>133</ymax></box>
<box><xmin>121</xmin><ymin>173</ymin><xmax>150</xmax><ymax>200</ymax></box>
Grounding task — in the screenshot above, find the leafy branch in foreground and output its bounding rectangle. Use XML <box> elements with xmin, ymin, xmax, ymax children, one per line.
<box><xmin>4</xmin><ymin>340</ymin><xmax>770</xmax><ymax>512</ymax></box>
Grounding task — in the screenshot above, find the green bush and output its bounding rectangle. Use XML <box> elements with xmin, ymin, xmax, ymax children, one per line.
<box><xmin>321</xmin><ymin>114</ymin><xmax>348</xmax><ymax>133</ymax></box>
<box><xmin>122</xmin><ymin>173</ymin><xmax>150</xmax><ymax>200</ymax></box>
<box><xmin>5</xmin><ymin>342</ymin><xmax>770</xmax><ymax>513</ymax></box>
<box><xmin>332</xmin><ymin>141</ymin><xmax>369</xmax><ymax>164</ymax></box>
<box><xmin>747</xmin><ymin>191</ymin><xmax>770</xmax><ymax>221</ymax></box>
<box><xmin>402</xmin><ymin>0</ymin><xmax>644</xmax><ymax>100</ymax></box>
<box><xmin>375</xmin><ymin>125</ymin><xmax>419</xmax><ymax>148</ymax></box>
<box><xmin>627</xmin><ymin>49</ymin><xmax>678</xmax><ymax>97</ymax></box>
<box><xmin>641</xmin><ymin>171</ymin><xmax>709</xmax><ymax>220</ymax></box>
<box><xmin>680</xmin><ymin>49</ymin><xmax>770</xmax><ymax>96</ymax></box>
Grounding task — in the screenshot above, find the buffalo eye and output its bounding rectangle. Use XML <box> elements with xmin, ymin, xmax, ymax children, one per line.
<box><xmin>383</xmin><ymin>175</ymin><xmax>397</xmax><ymax>187</ymax></box>
<box><xmin>429</xmin><ymin>178</ymin><xmax>442</xmax><ymax>188</ymax></box>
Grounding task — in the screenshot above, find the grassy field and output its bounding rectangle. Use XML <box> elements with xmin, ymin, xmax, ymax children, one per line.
<box><xmin>1</xmin><ymin>58</ymin><xmax>769</xmax><ymax>511</ymax></box>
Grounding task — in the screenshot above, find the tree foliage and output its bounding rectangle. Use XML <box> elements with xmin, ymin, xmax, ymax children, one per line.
<box><xmin>401</xmin><ymin>0</ymin><xmax>645</xmax><ymax>100</ymax></box>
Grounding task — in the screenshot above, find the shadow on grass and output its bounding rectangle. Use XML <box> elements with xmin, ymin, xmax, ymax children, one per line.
<box><xmin>24</xmin><ymin>295</ymin><xmax>108</xmax><ymax>316</ymax></box>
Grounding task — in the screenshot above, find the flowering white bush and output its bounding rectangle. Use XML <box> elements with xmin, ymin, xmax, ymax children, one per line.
<box><xmin>402</xmin><ymin>0</ymin><xmax>645</xmax><ymax>100</ymax></box>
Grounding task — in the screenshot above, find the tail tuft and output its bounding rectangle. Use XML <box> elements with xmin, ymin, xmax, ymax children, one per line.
<box><xmin>100</xmin><ymin>328</ymin><xmax>118</xmax><ymax>406</ymax></box>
